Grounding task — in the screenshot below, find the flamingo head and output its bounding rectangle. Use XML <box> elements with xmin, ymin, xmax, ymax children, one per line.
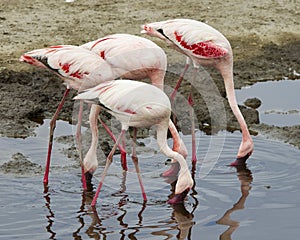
<box><xmin>84</xmin><ymin>165</ymin><xmax>97</xmax><ymax>192</ymax></box>
<box><xmin>167</xmin><ymin>168</ymin><xmax>193</xmax><ymax>204</ymax></box>
<box><xmin>175</xmin><ymin>168</ymin><xmax>194</xmax><ymax>195</ymax></box>
<box><xmin>82</xmin><ymin>151</ymin><xmax>98</xmax><ymax>186</ymax></box>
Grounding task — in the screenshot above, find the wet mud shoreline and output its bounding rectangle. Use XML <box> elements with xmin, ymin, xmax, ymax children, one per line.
<box><xmin>0</xmin><ymin>0</ymin><xmax>299</xmax><ymax>153</ymax></box>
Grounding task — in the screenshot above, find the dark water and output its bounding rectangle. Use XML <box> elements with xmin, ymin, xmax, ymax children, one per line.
<box><xmin>236</xmin><ymin>79</ymin><xmax>300</xmax><ymax>126</ymax></box>
<box><xmin>1</xmin><ymin>119</ymin><xmax>300</xmax><ymax>239</ymax></box>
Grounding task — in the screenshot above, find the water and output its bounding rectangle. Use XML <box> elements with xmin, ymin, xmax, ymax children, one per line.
<box><xmin>236</xmin><ymin>79</ymin><xmax>300</xmax><ymax>126</ymax></box>
<box><xmin>1</xmin><ymin>119</ymin><xmax>300</xmax><ymax>239</ymax></box>
<box><xmin>1</xmin><ymin>79</ymin><xmax>300</xmax><ymax>239</ymax></box>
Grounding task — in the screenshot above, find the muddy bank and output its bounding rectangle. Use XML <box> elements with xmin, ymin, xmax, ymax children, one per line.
<box><xmin>0</xmin><ymin>0</ymin><xmax>299</xmax><ymax>150</ymax></box>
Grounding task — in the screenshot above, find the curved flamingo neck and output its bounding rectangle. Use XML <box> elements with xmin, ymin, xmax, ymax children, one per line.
<box><xmin>156</xmin><ymin>122</ymin><xmax>192</xmax><ymax>193</ymax></box>
<box><xmin>168</xmin><ymin>120</ymin><xmax>188</xmax><ymax>158</ymax></box>
<box><xmin>218</xmin><ymin>58</ymin><xmax>250</xmax><ymax>139</ymax></box>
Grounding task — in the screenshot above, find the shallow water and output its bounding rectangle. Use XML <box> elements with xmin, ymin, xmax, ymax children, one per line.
<box><xmin>236</xmin><ymin>79</ymin><xmax>300</xmax><ymax>126</ymax></box>
<box><xmin>1</xmin><ymin>120</ymin><xmax>300</xmax><ymax>239</ymax></box>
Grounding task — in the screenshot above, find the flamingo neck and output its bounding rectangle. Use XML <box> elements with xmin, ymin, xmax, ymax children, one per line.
<box><xmin>83</xmin><ymin>105</ymin><xmax>100</xmax><ymax>173</ymax></box>
<box><xmin>218</xmin><ymin>60</ymin><xmax>250</xmax><ymax>139</ymax></box>
<box><xmin>149</xmin><ymin>69</ymin><xmax>165</xmax><ymax>91</ymax></box>
<box><xmin>168</xmin><ymin>120</ymin><xmax>188</xmax><ymax>158</ymax></box>
<box><xmin>156</xmin><ymin>123</ymin><xmax>192</xmax><ymax>193</ymax></box>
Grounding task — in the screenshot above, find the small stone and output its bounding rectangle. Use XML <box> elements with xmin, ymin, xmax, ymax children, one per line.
<box><xmin>244</xmin><ymin>97</ymin><xmax>262</xmax><ymax>109</ymax></box>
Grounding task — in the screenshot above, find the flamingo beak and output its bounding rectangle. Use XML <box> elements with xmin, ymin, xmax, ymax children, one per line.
<box><xmin>229</xmin><ymin>152</ymin><xmax>252</xmax><ymax>166</ymax></box>
<box><xmin>84</xmin><ymin>171</ymin><xmax>94</xmax><ymax>191</ymax></box>
<box><xmin>167</xmin><ymin>188</ymin><xmax>190</xmax><ymax>204</ymax></box>
<box><xmin>161</xmin><ymin>161</ymin><xmax>180</xmax><ymax>177</ymax></box>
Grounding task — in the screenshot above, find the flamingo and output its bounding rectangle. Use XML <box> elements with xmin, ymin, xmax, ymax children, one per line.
<box><xmin>20</xmin><ymin>34</ymin><xmax>187</xmax><ymax>189</ymax></box>
<box><xmin>20</xmin><ymin>45</ymin><xmax>115</xmax><ymax>188</ymax></box>
<box><xmin>80</xmin><ymin>34</ymin><xmax>187</xmax><ymax>180</ymax></box>
<box><xmin>74</xmin><ymin>79</ymin><xmax>194</xmax><ymax>206</ymax></box>
<box><xmin>141</xmin><ymin>19</ymin><xmax>254</xmax><ymax>165</ymax></box>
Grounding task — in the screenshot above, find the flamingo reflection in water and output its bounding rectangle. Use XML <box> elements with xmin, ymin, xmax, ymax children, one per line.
<box><xmin>216</xmin><ymin>163</ymin><xmax>253</xmax><ymax>240</ymax></box>
<box><xmin>42</xmin><ymin>161</ymin><xmax>198</xmax><ymax>239</ymax></box>
<box><xmin>85</xmin><ymin>197</ymin><xmax>196</xmax><ymax>239</ymax></box>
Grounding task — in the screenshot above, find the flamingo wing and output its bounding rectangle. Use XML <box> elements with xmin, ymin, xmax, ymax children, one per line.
<box><xmin>20</xmin><ymin>45</ymin><xmax>114</xmax><ymax>91</ymax></box>
<box><xmin>81</xmin><ymin>34</ymin><xmax>167</xmax><ymax>78</ymax></box>
<box><xmin>143</xmin><ymin>19</ymin><xmax>229</xmax><ymax>59</ymax></box>
<box><xmin>75</xmin><ymin>80</ymin><xmax>171</xmax><ymax>128</ymax></box>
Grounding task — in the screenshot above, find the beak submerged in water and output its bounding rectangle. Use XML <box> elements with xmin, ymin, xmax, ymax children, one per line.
<box><xmin>167</xmin><ymin>188</ymin><xmax>190</xmax><ymax>204</ymax></box>
<box><xmin>84</xmin><ymin>171</ymin><xmax>94</xmax><ymax>192</ymax></box>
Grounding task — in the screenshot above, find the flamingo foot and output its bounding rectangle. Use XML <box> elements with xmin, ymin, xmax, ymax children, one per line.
<box><xmin>167</xmin><ymin>188</ymin><xmax>190</xmax><ymax>204</ymax></box>
<box><xmin>229</xmin><ymin>153</ymin><xmax>251</xmax><ymax>166</ymax></box>
<box><xmin>161</xmin><ymin>162</ymin><xmax>180</xmax><ymax>177</ymax></box>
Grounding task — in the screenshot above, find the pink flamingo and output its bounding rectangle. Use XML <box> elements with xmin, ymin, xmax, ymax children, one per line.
<box><xmin>20</xmin><ymin>45</ymin><xmax>115</xmax><ymax>188</ymax></box>
<box><xmin>20</xmin><ymin>34</ymin><xmax>187</xmax><ymax>188</ymax></box>
<box><xmin>80</xmin><ymin>34</ymin><xmax>187</xmax><ymax>181</ymax></box>
<box><xmin>141</xmin><ymin>19</ymin><xmax>254</xmax><ymax>165</ymax></box>
<box><xmin>74</xmin><ymin>79</ymin><xmax>194</xmax><ymax>206</ymax></box>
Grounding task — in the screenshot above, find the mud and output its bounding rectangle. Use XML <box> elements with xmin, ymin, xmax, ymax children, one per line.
<box><xmin>0</xmin><ymin>0</ymin><xmax>299</xmax><ymax>151</ymax></box>
<box><xmin>0</xmin><ymin>152</ymin><xmax>43</xmax><ymax>175</ymax></box>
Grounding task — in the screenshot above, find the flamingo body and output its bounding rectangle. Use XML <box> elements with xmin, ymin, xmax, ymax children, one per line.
<box><xmin>20</xmin><ymin>34</ymin><xmax>186</xmax><ymax>188</ymax></box>
<box><xmin>80</xmin><ymin>34</ymin><xmax>187</xmax><ymax>177</ymax></box>
<box><xmin>82</xmin><ymin>33</ymin><xmax>167</xmax><ymax>90</ymax></box>
<box><xmin>142</xmin><ymin>19</ymin><xmax>254</xmax><ymax>161</ymax></box>
<box><xmin>75</xmin><ymin>80</ymin><xmax>194</xmax><ymax>203</ymax></box>
<box><xmin>77</xmin><ymin>80</ymin><xmax>171</xmax><ymax>129</ymax></box>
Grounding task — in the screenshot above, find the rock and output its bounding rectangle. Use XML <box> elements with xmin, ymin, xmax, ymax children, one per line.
<box><xmin>0</xmin><ymin>152</ymin><xmax>43</xmax><ymax>175</ymax></box>
<box><xmin>244</xmin><ymin>97</ymin><xmax>262</xmax><ymax>109</ymax></box>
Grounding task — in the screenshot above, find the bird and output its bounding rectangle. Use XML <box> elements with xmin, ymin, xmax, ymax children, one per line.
<box><xmin>79</xmin><ymin>33</ymin><xmax>171</xmax><ymax>180</ymax></box>
<box><xmin>20</xmin><ymin>45</ymin><xmax>115</xmax><ymax>189</ymax></box>
<box><xmin>82</xmin><ymin>33</ymin><xmax>190</xmax><ymax>182</ymax></box>
<box><xmin>20</xmin><ymin>33</ymin><xmax>187</xmax><ymax>188</ymax></box>
<box><xmin>141</xmin><ymin>18</ymin><xmax>254</xmax><ymax>165</ymax></box>
<box><xmin>74</xmin><ymin>79</ymin><xmax>194</xmax><ymax>206</ymax></box>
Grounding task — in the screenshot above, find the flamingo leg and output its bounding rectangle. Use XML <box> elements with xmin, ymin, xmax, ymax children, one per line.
<box><xmin>44</xmin><ymin>88</ymin><xmax>70</xmax><ymax>186</ymax></box>
<box><xmin>131</xmin><ymin>128</ymin><xmax>147</xmax><ymax>202</ymax></box>
<box><xmin>75</xmin><ymin>100</ymin><xmax>87</xmax><ymax>190</ymax></box>
<box><xmin>170</xmin><ymin>61</ymin><xmax>190</xmax><ymax>126</ymax></box>
<box><xmin>170</xmin><ymin>59</ymin><xmax>190</xmax><ymax>103</ymax></box>
<box><xmin>121</xmin><ymin>131</ymin><xmax>127</xmax><ymax>170</ymax></box>
<box><xmin>189</xmin><ymin>67</ymin><xmax>198</xmax><ymax>163</ymax></box>
<box><xmin>98</xmin><ymin>117</ymin><xmax>127</xmax><ymax>171</ymax></box>
<box><xmin>91</xmin><ymin>129</ymin><xmax>126</xmax><ymax>207</ymax></box>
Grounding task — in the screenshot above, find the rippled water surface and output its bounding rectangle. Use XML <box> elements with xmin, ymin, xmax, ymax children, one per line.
<box><xmin>1</xmin><ymin>119</ymin><xmax>299</xmax><ymax>239</ymax></box>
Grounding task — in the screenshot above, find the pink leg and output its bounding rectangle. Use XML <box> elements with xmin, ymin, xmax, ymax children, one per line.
<box><xmin>131</xmin><ymin>128</ymin><xmax>147</xmax><ymax>202</ymax></box>
<box><xmin>170</xmin><ymin>61</ymin><xmax>190</xmax><ymax>103</ymax></box>
<box><xmin>170</xmin><ymin>61</ymin><xmax>190</xmax><ymax>126</ymax></box>
<box><xmin>189</xmin><ymin>68</ymin><xmax>198</xmax><ymax>163</ymax></box>
<box><xmin>44</xmin><ymin>88</ymin><xmax>70</xmax><ymax>186</ymax></box>
<box><xmin>91</xmin><ymin>129</ymin><xmax>126</xmax><ymax>207</ymax></box>
<box><xmin>98</xmin><ymin>117</ymin><xmax>127</xmax><ymax>171</ymax></box>
<box><xmin>75</xmin><ymin>100</ymin><xmax>87</xmax><ymax>190</ymax></box>
<box><xmin>121</xmin><ymin>132</ymin><xmax>127</xmax><ymax>171</ymax></box>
